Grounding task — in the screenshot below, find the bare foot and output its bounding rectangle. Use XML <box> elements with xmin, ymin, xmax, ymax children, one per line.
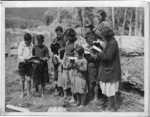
<box><xmin>91</xmin><ymin>99</ymin><xmax>99</xmax><ymax>103</ymax></box>
<box><xmin>71</xmin><ymin>102</ymin><xmax>80</xmax><ymax>106</ymax></box>
<box><xmin>68</xmin><ymin>98</ymin><xmax>76</xmax><ymax>103</ymax></box>
<box><xmin>59</xmin><ymin>96</ymin><xmax>67</xmax><ymax>102</ymax></box>
<box><xmin>78</xmin><ymin>105</ymin><xmax>84</xmax><ymax>108</ymax></box>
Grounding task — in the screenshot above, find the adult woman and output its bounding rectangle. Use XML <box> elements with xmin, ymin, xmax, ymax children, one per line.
<box><xmin>93</xmin><ymin>27</ymin><xmax>121</xmax><ymax>111</ymax></box>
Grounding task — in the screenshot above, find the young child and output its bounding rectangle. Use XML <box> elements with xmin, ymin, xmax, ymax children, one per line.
<box><xmin>51</xmin><ymin>26</ymin><xmax>66</xmax><ymax>96</ymax></box>
<box><xmin>18</xmin><ymin>33</ymin><xmax>34</xmax><ymax>98</ymax></box>
<box><xmin>32</xmin><ymin>34</ymin><xmax>50</xmax><ymax>97</ymax></box>
<box><xmin>72</xmin><ymin>46</ymin><xmax>88</xmax><ymax>108</ymax></box>
<box><xmin>57</xmin><ymin>49</ymin><xmax>65</xmax><ymax>97</ymax></box>
<box><xmin>60</xmin><ymin>28</ymin><xmax>80</xmax><ymax>101</ymax></box>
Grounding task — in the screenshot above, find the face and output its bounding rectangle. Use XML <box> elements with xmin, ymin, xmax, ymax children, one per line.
<box><xmin>37</xmin><ymin>41</ymin><xmax>44</xmax><ymax>47</ymax></box>
<box><xmin>97</xmin><ymin>13</ymin><xmax>103</xmax><ymax>23</ymax></box>
<box><xmin>56</xmin><ymin>31</ymin><xmax>63</xmax><ymax>38</ymax></box>
<box><xmin>25</xmin><ymin>40</ymin><xmax>31</xmax><ymax>46</ymax></box>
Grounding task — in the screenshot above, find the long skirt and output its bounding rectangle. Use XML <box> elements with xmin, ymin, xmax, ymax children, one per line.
<box><xmin>99</xmin><ymin>81</ymin><xmax>119</xmax><ymax>97</ymax></box>
<box><xmin>57</xmin><ymin>71</ymin><xmax>63</xmax><ymax>87</ymax></box>
<box><xmin>62</xmin><ymin>69</ymin><xmax>71</xmax><ymax>90</ymax></box>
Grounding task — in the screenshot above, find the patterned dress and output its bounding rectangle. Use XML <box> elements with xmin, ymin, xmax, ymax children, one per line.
<box><xmin>73</xmin><ymin>58</ymin><xmax>88</xmax><ymax>94</ymax></box>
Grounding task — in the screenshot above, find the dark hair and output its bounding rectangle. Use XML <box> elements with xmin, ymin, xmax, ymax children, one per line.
<box><xmin>59</xmin><ymin>49</ymin><xmax>65</xmax><ymax>60</ymax></box>
<box><xmin>97</xmin><ymin>10</ymin><xmax>107</xmax><ymax>20</ymax></box>
<box><xmin>36</xmin><ymin>34</ymin><xmax>44</xmax><ymax>42</ymax></box>
<box><xmin>24</xmin><ymin>33</ymin><xmax>32</xmax><ymax>41</ymax></box>
<box><xmin>55</xmin><ymin>26</ymin><xmax>63</xmax><ymax>33</ymax></box>
<box><xmin>75</xmin><ymin>46</ymin><xmax>84</xmax><ymax>56</ymax></box>
<box><xmin>101</xmin><ymin>27</ymin><xmax>115</xmax><ymax>39</ymax></box>
<box><xmin>64</xmin><ymin>28</ymin><xmax>76</xmax><ymax>38</ymax></box>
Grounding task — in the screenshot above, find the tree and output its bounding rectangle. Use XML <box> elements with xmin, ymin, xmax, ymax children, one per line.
<box><xmin>43</xmin><ymin>10</ymin><xmax>54</xmax><ymax>26</ymax></box>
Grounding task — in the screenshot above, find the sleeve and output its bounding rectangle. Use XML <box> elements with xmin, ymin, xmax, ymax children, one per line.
<box><xmin>101</xmin><ymin>40</ymin><xmax>117</xmax><ymax>62</ymax></box>
<box><xmin>18</xmin><ymin>43</ymin><xmax>24</xmax><ymax>62</ymax></box>
<box><xmin>79</xmin><ymin>59</ymin><xmax>87</xmax><ymax>71</ymax></box>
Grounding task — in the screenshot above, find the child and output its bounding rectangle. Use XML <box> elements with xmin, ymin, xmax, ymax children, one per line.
<box><xmin>50</xmin><ymin>43</ymin><xmax>61</xmax><ymax>96</ymax></box>
<box><xmin>72</xmin><ymin>46</ymin><xmax>88</xmax><ymax>107</ymax></box>
<box><xmin>57</xmin><ymin>49</ymin><xmax>65</xmax><ymax>97</ymax></box>
<box><xmin>18</xmin><ymin>33</ymin><xmax>34</xmax><ymax>98</ymax></box>
<box><xmin>93</xmin><ymin>27</ymin><xmax>121</xmax><ymax>111</ymax></box>
<box><xmin>60</xmin><ymin>28</ymin><xmax>80</xmax><ymax>101</ymax></box>
<box><xmin>51</xmin><ymin>26</ymin><xmax>66</xmax><ymax>96</ymax></box>
<box><xmin>32</xmin><ymin>34</ymin><xmax>50</xmax><ymax>97</ymax></box>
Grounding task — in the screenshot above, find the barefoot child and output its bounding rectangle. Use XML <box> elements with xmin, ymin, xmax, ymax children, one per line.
<box><xmin>60</xmin><ymin>28</ymin><xmax>80</xmax><ymax>101</ymax></box>
<box><xmin>57</xmin><ymin>49</ymin><xmax>65</xmax><ymax>97</ymax></box>
<box><xmin>52</xmin><ymin>26</ymin><xmax>66</xmax><ymax>96</ymax></box>
<box><xmin>32</xmin><ymin>34</ymin><xmax>50</xmax><ymax>97</ymax></box>
<box><xmin>72</xmin><ymin>46</ymin><xmax>88</xmax><ymax>107</ymax></box>
<box><xmin>18</xmin><ymin>33</ymin><xmax>33</xmax><ymax>98</ymax></box>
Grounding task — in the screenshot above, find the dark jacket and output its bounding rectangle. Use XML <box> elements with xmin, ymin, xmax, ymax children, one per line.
<box><xmin>97</xmin><ymin>37</ymin><xmax>121</xmax><ymax>83</ymax></box>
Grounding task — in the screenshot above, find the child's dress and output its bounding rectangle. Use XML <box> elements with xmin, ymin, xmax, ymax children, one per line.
<box><xmin>57</xmin><ymin>57</ymin><xmax>63</xmax><ymax>88</ymax></box>
<box><xmin>73</xmin><ymin>58</ymin><xmax>88</xmax><ymax>94</ymax></box>
<box><xmin>32</xmin><ymin>45</ymin><xmax>50</xmax><ymax>86</ymax></box>
<box><xmin>62</xmin><ymin>40</ymin><xmax>80</xmax><ymax>90</ymax></box>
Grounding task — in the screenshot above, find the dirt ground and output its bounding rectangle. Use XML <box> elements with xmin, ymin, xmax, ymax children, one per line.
<box><xmin>5</xmin><ymin>56</ymin><xmax>144</xmax><ymax>112</ymax></box>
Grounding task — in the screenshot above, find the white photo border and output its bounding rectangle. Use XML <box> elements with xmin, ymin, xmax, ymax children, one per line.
<box><xmin>1</xmin><ymin>1</ymin><xmax>150</xmax><ymax>117</ymax></box>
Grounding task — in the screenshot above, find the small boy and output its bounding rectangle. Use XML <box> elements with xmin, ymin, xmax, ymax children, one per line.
<box><xmin>32</xmin><ymin>34</ymin><xmax>50</xmax><ymax>97</ymax></box>
<box><xmin>18</xmin><ymin>33</ymin><xmax>34</xmax><ymax>98</ymax></box>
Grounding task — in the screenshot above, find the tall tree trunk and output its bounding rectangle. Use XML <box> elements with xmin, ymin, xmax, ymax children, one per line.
<box><xmin>81</xmin><ymin>7</ymin><xmax>85</xmax><ymax>37</ymax></box>
<box><xmin>135</xmin><ymin>7</ymin><xmax>138</xmax><ymax>36</ymax></box>
<box><xmin>123</xmin><ymin>8</ymin><xmax>127</xmax><ymax>35</ymax></box>
<box><xmin>139</xmin><ymin>15</ymin><xmax>142</xmax><ymax>36</ymax></box>
<box><xmin>112</xmin><ymin>7</ymin><xmax>115</xmax><ymax>31</ymax></box>
<box><xmin>129</xmin><ymin>10</ymin><xmax>133</xmax><ymax>36</ymax></box>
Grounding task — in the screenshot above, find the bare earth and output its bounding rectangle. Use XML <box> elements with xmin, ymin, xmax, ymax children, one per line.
<box><xmin>5</xmin><ymin>56</ymin><xmax>144</xmax><ymax>112</ymax></box>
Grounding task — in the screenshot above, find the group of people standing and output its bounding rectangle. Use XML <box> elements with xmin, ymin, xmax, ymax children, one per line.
<box><xmin>17</xmin><ymin>10</ymin><xmax>121</xmax><ymax>111</ymax></box>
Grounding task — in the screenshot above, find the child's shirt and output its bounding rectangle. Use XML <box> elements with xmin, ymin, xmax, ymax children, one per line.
<box><xmin>64</xmin><ymin>41</ymin><xmax>80</xmax><ymax>57</ymax></box>
<box><xmin>32</xmin><ymin>45</ymin><xmax>50</xmax><ymax>58</ymax></box>
<box><xmin>18</xmin><ymin>41</ymin><xmax>33</xmax><ymax>63</ymax></box>
<box><xmin>73</xmin><ymin>58</ymin><xmax>87</xmax><ymax>79</ymax></box>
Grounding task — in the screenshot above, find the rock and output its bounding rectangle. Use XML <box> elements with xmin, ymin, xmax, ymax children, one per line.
<box><xmin>115</xmin><ymin>36</ymin><xmax>144</xmax><ymax>57</ymax></box>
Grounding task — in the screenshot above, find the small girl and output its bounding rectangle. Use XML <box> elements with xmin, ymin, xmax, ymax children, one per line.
<box><xmin>72</xmin><ymin>46</ymin><xmax>88</xmax><ymax>108</ymax></box>
<box><xmin>32</xmin><ymin>34</ymin><xmax>50</xmax><ymax>97</ymax></box>
<box><xmin>60</xmin><ymin>28</ymin><xmax>80</xmax><ymax>101</ymax></box>
<box><xmin>57</xmin><ymin>49</ymin><xmax>65</xmax><ymax>97</ymax></box>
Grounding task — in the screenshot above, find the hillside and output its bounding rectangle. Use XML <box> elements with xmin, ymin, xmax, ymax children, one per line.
<box><xmin>5</xmin><ymin>8</ymin><xmax>58</xmax><ymax>21</ymax></box>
